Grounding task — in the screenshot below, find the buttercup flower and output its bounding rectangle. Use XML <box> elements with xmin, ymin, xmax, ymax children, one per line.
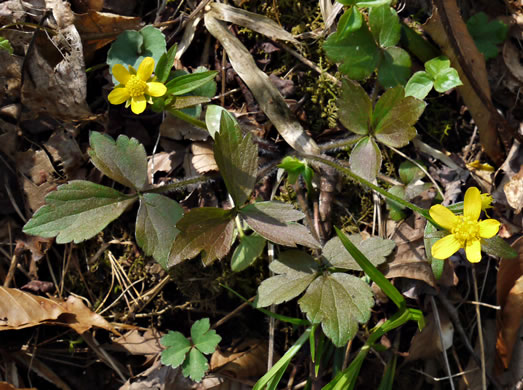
<box><xmin>429</xmin><ymin>187</ymin><xmax>500</xmax><ymax>263</ymax></box>
<box><xmin>108</xmin><ymin>57</ymin><xmax>167</xmax><ymax>114</ymax></box>
<box><xmin>480</xmin><ymin>192</ymin><xmax>493</xmax><ymax>212</ymax></box>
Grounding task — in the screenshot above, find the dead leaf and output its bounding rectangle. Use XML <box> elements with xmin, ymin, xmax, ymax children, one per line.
<box><xmin>504</xmin><ymin>166</ymin><xmax>523</xmax><ymax>214</ymax></box>
<box><xmin>0</xmin><ymin>382</ymin><xmax>36</xmax><ymax>390</ymax></box>
<box><xmin>407</xmin><ymin>310</ymin><xmax>454</xmax><ymax>361</ymax></box>
<box><xmin>0</xmin><ymin>287</ymin><xmax>115</xmax><ymax>334</ymax></box>
<box><xmin>424</xmin><ymin>0</ymin><xmax>515</xmax><ymax>165</ymax></box>
<box><xmin>204</xmin><ymin>10</ymin><xmax>320</xmax><ymax>156</ymax></box>
<box><xmin>107</xmin><ymin>329</ymin><xmax>164</xmax><ymax>364</ymax></box>
<box><xmin>210</xmin><ymin>339</ymin><xmax>271</xmax><ymax>380</ymax></box>
<box><xmin>16</xmin><ymin>149</ymin><xmax>59</xmax><ymax>213</ymax></box>
<box><xmin>15</xmin><ymin>235</ymin><xmax>54</xmax><ymax>262</ymax></box>
<box><xmin>496</xmin><ymin>237</ymin><xmax>523</xmax><ymax>372</ymax></box>
<box><xmin>190</xmin><ymin>142</ymin><xmax>218</xmax><ymax>174</ymax></box>
<box><xmin>74</xmin><ymin>10</ymin><xmax>142</xmax><ymax>60</ymax></box>
<box><xmin>148</xmin><ymin>151</ymin><xmax>184</xmax><ymax>179</ymax></box>
<box><xmin>21</xmin><ymin>0</ymin><xmax>92</xmax><ymax>120</ymax></box>
<box><xmin>44</xmin><ymin>128</ymin><xmax>86</xmax><ymax>179</ymax></box>
<box><xmin>160</xmin><ymin>113</ymin><xmax>209</xmax><ymax>141</ymax></box>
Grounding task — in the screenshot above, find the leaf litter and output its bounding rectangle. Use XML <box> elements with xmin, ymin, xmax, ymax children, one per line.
<box><xmin>0</xmin><ymin>0</ymin><xmax>522</xmax><ymax>389</ymax></box>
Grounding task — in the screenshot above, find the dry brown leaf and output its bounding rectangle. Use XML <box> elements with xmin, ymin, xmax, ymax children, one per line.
<box><xmin>0</xmin><ymin>382</ymin><xmax>36</xmax><ymax>390</ymax></box>
<box><xmin>424</xmin><ymin>0</ymin><xmax>514</xmax><ymax>165</ymax></box>
<box><xmin>407</xmin><ymin>310</ymin><xmax>454</xmax><ymax>361</ymax></box>
<box><xmin>21</xmin><ymin>0</ymin><xmax>92</xmax><ymax>120</ymax></box>
<box><xmin>148</xmin><ymin>151</ymin><xmax>184</xmax><ymax>180</ymax></box>
<box><xmin>0</xmin><ymin>287</ymin><xmax>115</xmax><ymax>334</ymax></box>
<box><xmin>210</xmin><ymin>339</ymin><xmax>270</xmax><ymax>380</ymax></box>
<box><xmin>74</xmin><ymin>10</ymin><xmax>142</xmax><ymax>60</ymax></box>
<box><xmin>44</xmin><ymin>128</ymin><xmax>86</xmax><ymax>179</ymax></box>
<box><xmin>496</xmin><ymin>237</ymin><xmax>523</xmax><ymax>372</ymax></box>
<box><xmin>107</xmin><ymin>329</ymin><xmax>163</xmax><ymax>364</ymax></box>
<box><xmin>160</xmin><ymin>113</ymin><xmax>209</xmax><ymax>141</ymax></box>
<box><xmin>504</xmin><ymin>166</ymin><xmax>523</xmax><ymax>214</ymax></box>
<box><xmin>190</xmin><ymin>142</ymin><xmax>218</xmax><ymax>174</ymax></box>
<box><xmin>209</xmin><ymin>3</ymin><xmax>297</xmax><ymax>43</ymax></box>
<box><xmin>16</xmin><ymin>149</ymin><xmax>59</xmax><ymax>213</ymax></box>
<box><xmin>12</xmin><ymin>351</ymin><xmax>72</xmax><ymax>390</ymax></box>
<box><xmin>204</xmin><ymin>11</ymin><xmax>320</xmax><ymax>156</ymax></box>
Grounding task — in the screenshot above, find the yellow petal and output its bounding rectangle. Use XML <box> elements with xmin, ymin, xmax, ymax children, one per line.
<box><xmin>137</xmin><ymin>57</ymin><xmax>154</xmax><ymax>81</ymax></box>
<box><xmin>146</xmin><ymin>81</ymin><xmax>167</xmax><ymax>97</ymax></box>
<box><xmin>131</xmin><ymin>95</ymin><xmax>147</xmax><ymax>114</ymax></box>
<box><xmin>108</xmin><ymin>87</ymin><xmax>130</xmax><ymax>105</ymax></box>
<box><xmin>112</xmin><ymin>64</ymin><xmax>131</xmax><ymax>85</ymax></box>
<box><xmin>465</xmin><ymin>239</ymin><xmax>482</xmax><ymax>263</ymax></box>
<box><xmin>479</xmin><ymin>219</ymin><xmax>500</xmax><ymax>238</ymax></box>
<box><xmin>431</xmin><ymin>234</ymin><xmax>461</xmax><ymax>260</ymax></box>
<box><xmin>464</xmin><ymin>187</ymin><xmax>481</xmax><ymax>220</ymax></box>
<box><xmin>429</xmin><ymin>204</ymin><xmax>458</xmax><ymax>231</ymax></box>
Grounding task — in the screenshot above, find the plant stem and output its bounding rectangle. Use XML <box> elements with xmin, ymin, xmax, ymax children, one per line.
<box><xmin>143</xmin><ymin>176</ymin><xmax>209</xmax><ymax>194</ymax></box>
<box><xmin>167</xmin><ymin>108</ymin><xmax>208</xmax><ymax>130</ymax></box>
<box><xmin>472</xmin><ymin>265</ymin><xmax>487</xmax><ymax>390</ymax></box>
<box><xmin>304</xmin><ymin>154</ymin><xmax>438</xmax><ymax>226</ymax></box>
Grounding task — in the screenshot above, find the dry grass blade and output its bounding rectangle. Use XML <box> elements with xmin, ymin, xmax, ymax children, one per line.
<box><xmin>204</xmin><ymin>11</ymin><xmax>320</xmax><ymax>155</ymax></box>
<box><xmin>208</xmin><ymin>3</ymin><xmax>298</xmax><ymax>43</ymax></box>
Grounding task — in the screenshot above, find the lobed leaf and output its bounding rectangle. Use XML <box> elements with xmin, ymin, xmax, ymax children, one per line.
<box><xmin>231</xmin><ymin>234</ymin><xmax>266</xmax><ymax>272</ymax></box>
<box><xmin>369</xmin><ymin>5</ymin><xmax>401</xmax><ymax>48</ymax></box>
<box><xmin>182</xmin><ymin>348</ymin><xmax>208</xmax><ymax>382</ymax></box>
<box><xmin>214</xmin><ymin>114</ymin><xmax>258</xmax><ymax>207</ymax></box>
<box><xmin>0</xmin><ymin>36</ymin><xmax>14</xmax><ymax>55</ymax></box>
<box><xmin>88</xmin><ymin>132</ymin><xmax>148</xmax><ymax>190</ymax></box>
<box><xmin>23</xmin><ymin>181</ymin><xmax>137</xmax><ymax>244</ymax></box>
<box><xmin>205</xmin><ymin>105</ymin><xmax>238</xmax><ymax>139</ymax></box>
<box><xmin>336</xmin><ymin>7</ymin><xmax>363</xmax><ymax>40</ymax></box>
<box><xmin>161</xmin><ymin>331</ymin><xmax>192</xmax><ymax>368</ymax></box>
<box><xmin>466</xmin><ymin>12</ymin><xmax>508</xmax><ymax>60</ymax></box>
<box><xmin>324</xmin><ymin>14</ymin><xmax>379</xmax><ymax>81</ymax></box>
<box><xmin>299</xmin><ymin>273</ymin><xmax>374</xmax><ymax>347</ymax></box>
<box><xmin>405</xmin><ymin>71</ymin><xmax>434</xmax><ymax>100</ymax></box>
<box><xmin>168</xmin><ymin>207</ymin><xmax>235</xmax><ymax>266</ymax></box>
<box><xmin>338</xmin><ymin>79</ymin><xmax>372</xmax><ymax>135</ymax></box>
<box><xmin>349</xmin><ymin>136</ymin><xmax>381</xmax><ymax>182</ymax></box>
<box><xmin>240</xmin><ymin>202</ymin><xmax>320</xmax><ymax>248</ymax></box>
<box><xmin>136</xmin><ymin>193</ymin><xmax>184</xmax><ymax>268</ymax></box>
<box><xmin>257</xmin><ymin>250</ymin><xmax>319</xmax><ymax>307</ymax></box>
<box><xmin>191</xmin><ymin>318</ymin><xmax>222</xmax><ymax>355</ymax></box>
<box><xmin>323</xmin><ymin>233</ymin><xmax>396</xmax><ymax>270</ymax></box>
<box><xmin>377</xmin><ymin>46</ymin><xmax>411</xmax><ymax>88</ymax></box>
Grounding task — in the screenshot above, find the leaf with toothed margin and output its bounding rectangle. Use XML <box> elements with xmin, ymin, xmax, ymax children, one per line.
<box><xmin>23</xmin><ymin>181</ymin><xmax>137</xmax><ymax>244</ymax></box>
<box><xmin>299</xmin><ymin>273</ymin><xmax>374</xmax><ymax>347</ymax></box>
<box><xmin>168</xmin><ymin>207</ymin><xmax>235</xmax><ymax>266</ymax></box>
<box><xmin>88</xmin><ymin>131</ymin><xmax>148</xmax><ymax>190</ymax></box>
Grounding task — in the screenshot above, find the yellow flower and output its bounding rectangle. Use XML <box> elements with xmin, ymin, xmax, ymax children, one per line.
<box><xmin>480</xmin><ymin>193</ymin><xmax>493</xmax><ymax>211</ymax></box>
<box><xmin>108</xmin><ymin>57</ymin><xmax>167</xmax><ymax>115</ymax></box>
<box><xmin>429</xmin><ymin>187</ymin><xmax>500</xmax><ymax>263</ymax></box>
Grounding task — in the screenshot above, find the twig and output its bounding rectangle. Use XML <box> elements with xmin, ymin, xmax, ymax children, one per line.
<box><xmin>267</xmin><ymin>242</ymin><xmax>276</xmax><ymax>371</ymax></box>
<box><xmin>430</xmin><ymin>296</ymin><xmax>455</xmax><ymax>390</ymax></box>
<box><xmin>471</xmin><ymin>265</ymin><xmax>486</xmax><ymax>390</ymax></box>
<box><xmin>3</xmin><ymin>254</ymin><xmax>19</xmax><ymax>288</ymax></box>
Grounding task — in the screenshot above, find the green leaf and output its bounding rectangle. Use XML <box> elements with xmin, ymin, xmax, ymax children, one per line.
<box><xmin>161</xmin><ymin>331</ymin><xmax>192</xmax><ymax>368</ymax></box>
<box><xmin>155</xmin><ymin>44</ymin><xmax>177</xmax><ymax>83</ymax></box>
<box><xmin>278</xmin><ymin>156</ymin><xmax>306</xmax><ymax>184</ymax></box>
<box><xmin>349</xmin><ymin>136</ymin><xmax>381</xmax><ymax>182</ymax></box>
<box><xmin>323</xmin><ymin>233</ymin><xmax>395</xmax><ymax>270</ymax></box>
<box><xmin>424</xmin><ymin>222</ymin><xmax>446</xmax><ymax>279</ymax></box>
<box><xmin>168</xmin><ymin>208</ymin><xmax>235</xmax><ymax>266</ymax></box>
<box><xmin>386</xmin><ymin>185</ymin><xmax>407</xmax><ymax>221</ymax></box>
<box><xmin>481</xmin><ymin>236</ymin><xmax>518</xmax><ymax>259</ymax></box>
<box><xmin>371</xmin><ymin>86</ymin><xmax>404</xmax><ymax>128</ymax></box>
<box><xmin>398</xmin><ymin>160</ymin><xmax>425</xmax><ymax>184</ymax></box>
<box><xmin>0</xmin><ymin>36</ymin><xmax>14</xmax><ymax>55</ymax></box>
<box><xmin>136</xmin><ymin>193</ymin><xmax>184</xmax><ymax>268</ymax></box>
<box><xmin>205</xmin><ymin>105</ymin><xmax>238</xmax><ymax>139</ymax></box>
<box><xmin>324</xmin><ymin>14</ymin><xmax>379</xmax><ymax>80</ymax></box>
<box><xmin>337</xmin><ymin>7</ymin><xmax>363</xmax><ymax>40</ymax></box>
<box><xmin>107</xmin><ymin>26</ymin><xmax>166</xmax><ymax>83</ymax></box>
<box><xmin>424</xmin><ymin>56</ymin><xmax>451</xmax><ymax>78</ymax></box>
<box><xmin>23</xmin><ymin>181</ymin><xmax>137</xmax><ymax>244</ymax></box>
<box><xmin>405</xmin><ymin>71</ymin><xmax>433</xmax><ymax>100</ymax></box>
<box><xmin>231</xmin><ymin>234</ymin><xmax>266</xmax><ymax>272</ymax></box>
<box><xmin>299</xmin><ymin>273</ymin><xmax>374</xmax><ymax>347</ymax></box>
<box><xmin>373</xmin><ymin>88</ymin><xmax>425</xmax><ymax>147</ymax></box>
<box><xmin>165</xmin><ymin>71</ymin><xmax>218</xmax><ymax>96</ymax></box>
<box><xmin>467</xmin><ymin>12</ymin><xmax>508</xmax><ymax>60</ymax></box>
<box><xmin>167</xmin><ymin>96</ymin><xmax>210</xmax><ymax>110</ymax></box>
<box><xmin>191</xmin><ymin>66</ymin><xmax>218</xmax><ymax>97</ymax></box>
<box><xmin>257</xmin><ymin>250</ymin><xmax>319</xmax><ymax>307</ymax></box>
<box><xmin>191</xmin><ymin>318</ymin><xmax>222</xmax><ymax>355</ymax></box>
<box><xmin>214</xmin><ymin>115</ymin><xmax>258</xmax><ymax>207</ymax></box>
<box><xmin>369</xmin><ymin>5</ymin><xmax>401</xmax><ymax>47</ymax></box>
<box><xmin>182</xmin><ymin>348</ymin><xmax>208</xmax><ymax>382</ymax></box>
<box><xmin>433</xmin><ymin>67</ymin><xmax>462</xmax><ymax>93</ymax></box>
<box><xmin>378</xmin><ymin>46</ymin><xmax>411</xmax><ymax>88</ymax></box>
<box><xmin>400</xmin><ymin>23</ymin><xmax>440</xmax><ymax>63</ymax></box>
<box><xmin>355</xmin><ymin>0</ymin><xmax>391</xmax><ymax>6</ymax></box>
<box><xmin>337</xmin><ymin>79</ymin><xmax>372</xmax><ymax>135</ymax></box>
<box><xmin>240</xmin><ymin>202</ymin><xmax>320</xmax><ymax>248</ymax></box>
<box><xmin>88</xmin><ymin>132</ymin><xmax>148</xmax><ymax>190</ymax></box>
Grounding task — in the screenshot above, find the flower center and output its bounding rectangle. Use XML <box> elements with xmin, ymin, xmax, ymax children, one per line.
<box><xmin>452</xmin><ymin>215</ymin><xmax>480</xmax><ymax>245</ymax></box>
<box><xmin>126</xmin><ymin>76</ymin><xmax>147</xmax><ymax>97</ymax></box>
